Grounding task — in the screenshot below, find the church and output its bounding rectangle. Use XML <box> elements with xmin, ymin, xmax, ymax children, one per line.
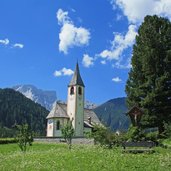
<box><xmin>46</xmin><ymin>63</ymin><xmax>101</xmax><ymax>137</ymax></box>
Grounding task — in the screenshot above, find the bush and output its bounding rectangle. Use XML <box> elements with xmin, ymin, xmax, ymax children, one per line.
<box><xmin>92</xmin><ymin>125</ymin><xmax>126</xmax><ymax>148</ymax></box>
<box><xmin>16</xmin><ymin>124</ymin><xmax>33</xmax><ymax>152</ymax></box>
<box><xmin>61</xmin><ymin>121</ymin><xmax>74</xmax><ymax>149</ymax></box>
<box><xmin>144</xmin><ymin>132</ymin><xmax>158</xmax><ymax>142</ymax></box>
<box><xmin>0</xmin><ymin>138</ymin><xmax>17</xmax><ymax>144</ymax></box>
<box><xmin>163</xmin><ymin>122</ymin><xmax>171</xmax><ymax>138</ymax></box>
<box><xmin>126</xmin><ymin>126</ymin><xmax>145</xmax><ymax>142</ymax></box>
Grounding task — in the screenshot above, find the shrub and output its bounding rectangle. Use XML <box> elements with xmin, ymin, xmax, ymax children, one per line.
<box><xmin>16</xmin><ymin>124</ymin><xmax>33</xmax><ymax>152</ymax></box>
<box><xmin>145</xmin><ymin>132</ymin><xmax>158</xmax><ymax>142</ymax></box>
<box><xmin>61</xmin><ymin>121</ymin><xmax>74</xmax><ymax>149</ymax></box>
<box><xmin>163</xmin><ymin>122</ymin><xmax>171</xmax><ymax>138</ymax></box>
<box><xmin>126</xmin><ymin>126</ymin><xmax>145</xmax><ymax>142</ymax></box>
<box><xmin>0</xmin><ymin>138</ymin><xmax>17</xmax><ymax>144</ymax></box>
<box><xmin>92</xmin><ymin>125</ymin><xmax>126</xmax><ymax>148</ymax></box>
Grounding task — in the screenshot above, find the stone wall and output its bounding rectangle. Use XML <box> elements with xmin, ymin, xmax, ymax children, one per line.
<box><xmin>34</xmin><ymin>137</ymin><xmax>94</xmax><ymax>145</ymax></box>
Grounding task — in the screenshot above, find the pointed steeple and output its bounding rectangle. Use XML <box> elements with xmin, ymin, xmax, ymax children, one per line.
<box><xmin>69</xmin><ymin>63</ymin><xmax>85</xmax><ymax>87</ymax></box>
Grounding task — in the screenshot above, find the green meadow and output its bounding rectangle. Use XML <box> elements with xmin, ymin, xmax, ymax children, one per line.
<box><xmin>0</xmin><ymin>142</ymin><xmax>171</xmax><ymax>171</ymax></box>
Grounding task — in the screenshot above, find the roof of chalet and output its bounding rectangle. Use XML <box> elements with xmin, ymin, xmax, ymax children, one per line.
<box><xmin>46</xmin><ymin>102</ymin><xmax>101</xmax><ymax>125</ymax></box>
<box><xmin>68</xmin><ymin>63</ymin><xmax>85</xmax><ymax>87</ymax></box>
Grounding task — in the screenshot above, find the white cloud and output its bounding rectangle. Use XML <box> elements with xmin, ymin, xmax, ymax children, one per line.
<box><xmin>54</xmin><ymin>67</ymin><xmax>74</xmax><ymax>77</ymax></box>
<box><xmin>57</xmin><ymin>9</ymin><xmax>71</xmax><ymax>25</ymax></box>
<box><xmin>13</xmin><ymin>43</ymin><xmax>24</xmax><ymax>49</ymax></box>
<box><xmin>112</xmin><ymin>0</ymin><xmax>171</xmax><ymax>23</ymax></box>
<box><xmin>57</xmin><ymin>9</ymin><xmax>90</xmax><ymax>54</ymax></box>
<box><xmin>0</xmin><ymin>38</ymin><xmax>9</xmax><ymax>45</ymax></box>
<box><xmin>59</xmin><ymin>24</ymin><xmax>90</xmax><ymax>54</ymax></box>
<box><xmin>54</xmin><ymin>71</ymin><xmax>62</xmax><ymax>77</ymax></box>
<box><xmin>113</xmin><ymin>59</ymin><xmax>132</xmax><ymax>69</ymax></box>
<box><xmin>101</xmin><ymin>60</ymin><xmax>106</xmax><ymax>65</ymax></box>
<box><xmin>99</xmin><ymin>24</ymin><xmax>137</xmax><ymax>61</ymax></box>
<box><xmin>116</xmin><ymin>14</ymin><xmax>123</xmax><ymax>21</ymax></box>
<box><xmin>82</xmin><ymin>54</ymin><xmax>94</xmax><ymax>68</ymax></box>
<box><xmin>112</xmin><ymin>77</ymin><xmax>122</xmax><ymax>82</ymax></box>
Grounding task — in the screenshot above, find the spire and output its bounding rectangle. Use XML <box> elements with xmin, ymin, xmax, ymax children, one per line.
<box><xmin>69</xmin><ymin>63</ymin><xmax>85</xmax><ymax>87</ymax></box>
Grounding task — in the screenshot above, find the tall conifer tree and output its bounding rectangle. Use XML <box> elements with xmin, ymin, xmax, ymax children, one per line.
<box><xmin>126</xmin><ymin>15</ymin><xmax>171</xmax><ymax>134</ymax></box>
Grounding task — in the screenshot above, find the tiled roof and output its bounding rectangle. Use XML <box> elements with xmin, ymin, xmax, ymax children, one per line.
<box><xmin>46</xmin><ymin>102</ymin><xmax>69</xmax><ymax>119</ymax></box>
<box><xmin>84</xmin><ymin>108</ymin><xmax>101</xmax><ymax>124</ymax></box>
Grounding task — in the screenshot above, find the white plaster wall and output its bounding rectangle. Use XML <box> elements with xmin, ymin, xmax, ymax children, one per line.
<box><xmin>46</xmin><ymin>119</ymin><xmax>54</xmax><ymax>137</ymax></box>
<box><xmin>67</xmin><ymin>86</ymin><xmax>76</xmax><ymax>128</ymax></box>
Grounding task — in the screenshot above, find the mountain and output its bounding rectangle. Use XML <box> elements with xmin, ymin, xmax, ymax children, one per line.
<box><xmin>85</xmin><ymin>100</ymin><xmax>97</xmax><ymax>109</ymax></box>
<box><xmin>0</xmin><ymin>88</ymin><xmax>49</xmax><ymax>137</ymax></box>
<box><xmin>13</xmin><ymin>85</ymin><xmax>57</xmax><ymax>110</ymax></box>
<box><xmin>93</xmin><ymin>97</ymin><xmax>130</xmax><ymax>131</ymax></box>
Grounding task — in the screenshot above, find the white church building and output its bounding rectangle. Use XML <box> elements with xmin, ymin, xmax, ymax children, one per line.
<box><xmin>46</xmin><ymin>63</ymin><xmax>101</xmax><ymax>137</ymax></box>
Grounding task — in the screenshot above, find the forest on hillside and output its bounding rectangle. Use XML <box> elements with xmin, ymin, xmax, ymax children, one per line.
<box><xmin>0</xmin><ymin>88</ymin><xmax>49</xmax><ymax>137</ymax></box>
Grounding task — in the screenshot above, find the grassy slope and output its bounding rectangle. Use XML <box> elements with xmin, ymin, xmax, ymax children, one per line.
<box><xmin>0</xmin><ymin>143</ymin><xmax>171</xmax><ymax>171</ymax></box>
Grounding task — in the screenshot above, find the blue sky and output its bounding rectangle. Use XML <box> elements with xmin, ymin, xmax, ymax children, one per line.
<box><xmin>0</xmin><ymin>0</ymin><xmax>171</xmax><ymax>104</ymax></box>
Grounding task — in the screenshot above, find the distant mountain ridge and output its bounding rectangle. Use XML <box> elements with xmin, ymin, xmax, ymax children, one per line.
<box><xmin>13</xmin><ymin>84</ymin><xmax>97</xmax><ymax>110</ymax></box>
<box><xmin>85</xmin><ymin>100</ymin><xmax>97</xmax><ymax>109</ymax></box>
<box><xmin>94</xmin><ymin>97</ymin><xmax>130</xmax><ymax>131</ymax></box>
<box><xmin>13</xmin><ymin>85</ymin><xmax>57</xmax><ymax>110</ymax></box>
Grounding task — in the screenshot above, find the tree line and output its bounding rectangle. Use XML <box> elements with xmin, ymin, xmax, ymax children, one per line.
<box><xmin>0</xmin><ymin>88</ymin><xmax>49</xmax><ymax>137</ymax></box>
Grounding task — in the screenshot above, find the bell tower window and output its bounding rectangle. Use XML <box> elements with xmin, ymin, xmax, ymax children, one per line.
<box><xmin>78</xmin><ymin>87</ymin><xmax>82</xmax><ymax>95</ymax></box>
<box><xmin>56</xmin><ymin>120</ymin><xmax>60</xmax><ymax>130</ymax></box>
<box><xmin>70</xmin><ymin>86</ymin><xmax>74</xmax><ymax>95</ymax></box>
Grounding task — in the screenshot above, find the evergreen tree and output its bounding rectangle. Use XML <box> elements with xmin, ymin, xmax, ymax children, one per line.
<box><xmin>126</xmin><ymin>15</ymin><xmax>171</xmax><ymax>134</ymax></box>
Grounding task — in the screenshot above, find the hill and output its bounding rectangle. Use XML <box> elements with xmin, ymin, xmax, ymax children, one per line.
<box><xmin>0</xmin><ymin>88</ymin><xmax>49</xmax><ymax>137</ymax></box>
<box><xmin>94</xmin><ymin>97</ymin><xmax>130</xmax><ymax>131</ymax></box>
<box><xmin>13</xmin><ymin>85</ymin><xmax>57</xmax><ymax>110</ymax></box>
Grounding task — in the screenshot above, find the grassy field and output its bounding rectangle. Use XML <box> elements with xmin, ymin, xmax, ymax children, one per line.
<box><xmin>0</xmin><ymin>142</ymin><xmax>171</xmax><ymax>171</ymax></box>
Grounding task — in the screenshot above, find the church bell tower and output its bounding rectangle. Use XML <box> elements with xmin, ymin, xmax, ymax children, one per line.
<box><xmin>67</xmin><ymin>63</ymin><xmax>84</xmax><ymax>137</ymax></box>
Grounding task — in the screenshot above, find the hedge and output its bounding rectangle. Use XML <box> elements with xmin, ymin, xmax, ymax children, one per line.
<box><xmin>0</xmin><ymin>138</ymin><xmax>17</xmax><ymax>144</ymax></box>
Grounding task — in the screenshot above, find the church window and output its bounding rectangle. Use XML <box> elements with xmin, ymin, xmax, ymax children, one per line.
<box><xmin>78</xmin><ymin>87</ymin><xmax>82</xmax><ymax>95</ymax></box>
<box><xmin>70</xmin><ymin>86</ymin><xmax>74</xmax><ymax>95</ymax></box>
<box><xmin>56</xmin><ymin>120</ymin><xmax>60</xmax><ymax>130</ymax></box>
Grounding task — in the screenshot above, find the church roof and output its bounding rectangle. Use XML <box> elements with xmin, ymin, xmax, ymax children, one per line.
<box><xmin>46</xmin><ymin>102</ymin><xmax>101</xmax><ymax>125</ymax></box>
<box><xmin>84</xmin><ymin>108</ymin><xmax>101</xmax><ymax>124</ymax></box>
<box><xmin>46</xmin><ymin>102</ymin><xmax>69</xmax><ymax>119</ymax></box>
<box><xmin>68</xmin><ymin>63</ymin><xmax>85</xmax><ymax>87</ymax></box>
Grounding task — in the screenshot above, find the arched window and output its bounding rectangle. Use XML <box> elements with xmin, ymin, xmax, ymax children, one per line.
<box><xmin>56</xmin><ymin>120</ymin><xmax>60</xmax><ymax>130</ymax></box>
<box><xmin>70</xmin><ymin>86</ymin><xmax>74</xmax><ymax>95</ymax></box>
<box><xmin>78</xmin><ymin>87</ymin><xmax>82</xmax><ymax>95</ymax></box>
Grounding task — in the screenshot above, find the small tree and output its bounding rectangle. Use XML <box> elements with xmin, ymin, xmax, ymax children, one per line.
<box><xmin>16</xmin><ymin>124</ymin><xmax>33</xmax><ymax>152</ymax></box>
<box><xmin>126</xmin><ymin>126</ymin><xmax>144</xmax><ymax>142</ymax></box>
<box><xmin>61</xmin><ymin>121</ymin><xmax>74</xmax><ymax>149</ymax></box>
<box><xmin>92</xmin><ymin>125</ymin><xmax>125</xmax><ymax>148</ymax></box>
